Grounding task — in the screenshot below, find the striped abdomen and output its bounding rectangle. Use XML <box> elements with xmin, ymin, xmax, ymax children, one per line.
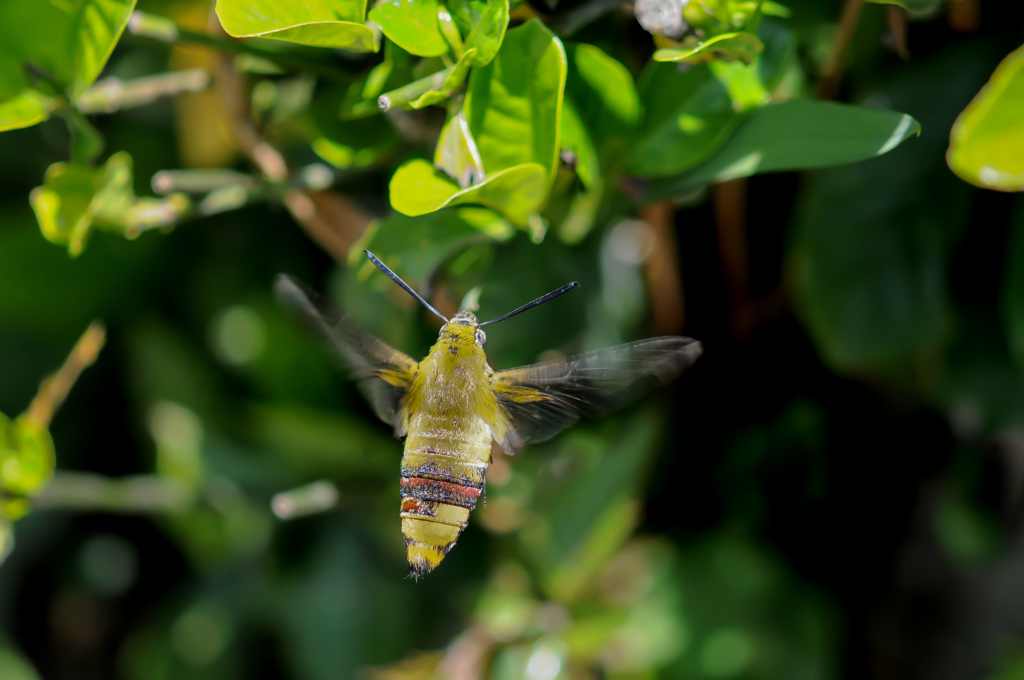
<box><xmin>400</xmin><ymin>413</ymin><xmax>491</xmax><ymax>577</ymax></box>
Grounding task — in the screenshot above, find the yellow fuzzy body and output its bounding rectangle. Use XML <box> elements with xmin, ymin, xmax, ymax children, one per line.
<box><xmin>398</xmin><ymin>317</ymin><xmax>501</xmax><ymax>576</ymax></box>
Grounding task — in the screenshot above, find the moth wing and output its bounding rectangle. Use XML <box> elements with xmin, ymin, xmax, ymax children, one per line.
<box><xmin>274</xmin><ymin>274</ymin><xmax>418</xmax><ymax>436</ymax></box>
<box><xmin>491</xmin><ymin>337</ymin><xmax>703</xmax><ymax>453</ymax></box>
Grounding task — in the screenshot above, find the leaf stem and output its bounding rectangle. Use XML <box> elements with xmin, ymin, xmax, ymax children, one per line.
<box><xmin>33</xmin><ymin>472</ymin><xmax>191</xmax><ymax>513</ymax></box>
<box><xmin>23</xmin><ymin>323</ymin><xmax>106</xmax><ymax>430</ymax></box>
<box><xmin>817</xmin><ymin>0</ymin><xmax>865</xmax><ymax>100</ymax></box>
<box><xmin>712</xmin><ymin>179</ymin><xmax>752</xmax><ymax>342</ymax></box>
<box><xmin>77</xmin><ymin>68</ymin><xmax>211</xmax><ymax>114</ymax></box>
<box><xmin>639</xmin><ymin>202</ymin><xmax>686</xmax><ymax>336</ymax></box>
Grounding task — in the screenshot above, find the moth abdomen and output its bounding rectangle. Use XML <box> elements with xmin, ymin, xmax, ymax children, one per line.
<box><xmin>399</xmin><ymin>476</ymin><xmax>483</xmax><ymax>509</ymax></box>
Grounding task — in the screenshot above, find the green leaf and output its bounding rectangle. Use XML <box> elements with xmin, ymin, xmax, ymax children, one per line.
<box><xmin>628</xmin><ymin>19</ymin><xmax>792</xmax><ymax>178</ymax></box>
<box><xmin>646</xmin><ymin>100</ymin><xmax>921</xmax><ymax>199</ymax></box>
<box><xmin>379</xmin><ymin>48</ymin><xmax>476</xmax><ymax>110</ymax></box>
<box><xmin>464</xmin><ymin>19</ymin><xmax>567</xmax><ymax>187</ymax></box>
<box><xmin>309</xmin><ymin>87</ymin><xmax>398</xmax><ymax>169</ymax></box>
<box><xmin>865</xmin><ymin>0</ymin><xmax>941</xmax><ymax>12</ymax></box>
<box><xmin>30</xmin><ymin>163</ymin><xmax>98</xmax><ymax>256</ymax></box>
<box><xmin>788</xmin><ymin>45</ymin><xmax>989</xmax><ymax>382</ymax></box>
<box><xmin>30</xmin><ymin>152</ymin><xmax>188</xmax><ymax>255</ymax></box>
<box><xmin>0</xmin><ymin>0</ymin><xmax>137</xmax><ymax>131</ymax></box>
<box><xmin>519</xmin><ymin>409</ymin><xmax>664</xmax><ymax>601</ymax></box>
<box><xmin>434</xmin><ymin>110</ymin><xmax>486</xmax><ymax>189</ymax></box>
<box><xmin>0</xmin><ymin>413</ymin><xmax>55</xmax><ymax>499</ymax></box>
<box><xmin>564</xmin><ymin>43</ymin><xmax>639</xmax><ymax>170</ymax></box>
<box><xmin>340</xmin><ymin>43</ymin><xmax>415</xmax><ymax>118</ymax></box>
<box><xmin>559</xmin><ymin>100</ymin><xmax>598</xmax><ymax>190</ymax></box>
<box><xmin>368</xmin><ymin>0</ymin><xmax>449</xmax><ymax>58</ymax></box>
<box><xmin>450</xmin><ymin>0</ymin><xmax>510</xmax><ymax>67</ymax></box>
<box><xmin>653</xmin><ymin>32</ymin><xmax>764</xmax><ymax>65</ymax></box>
<box><xmin>627</xmin><ymin>62</ymin><xmax>739</xmax><ymax>178</ymax></box>
<box><xmin>389</xmin><ymin>159</ymin><xmax>547</xmax><ymax>226</ymax></box>
<box><xmin>352</xmin><ymin>208</ymin><xmax>514</xmax><ymax>288</ymax></box>
<box><xmin>947</xmin><ymin>43</ymin><xmax>1024</xmax><ymax>192</ymax></box>
<box><xmin>215</xmin><ymin>0</ymin><xmax>379</xmax><ymax>52</ymax></box>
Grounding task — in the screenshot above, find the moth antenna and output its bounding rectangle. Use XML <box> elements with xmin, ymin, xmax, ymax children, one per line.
<box><xmin>365</xmin><ymin>250</ymin><xmax>449</xmax><ymax>323</ymax></box>
<box><xmin>479</xmin><ymin>282</ymin><xmax>579</xmax><ymax>327</ymax></box>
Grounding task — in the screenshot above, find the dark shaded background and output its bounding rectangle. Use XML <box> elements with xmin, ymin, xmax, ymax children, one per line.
<box><xmin>2</xmin><ymin>1</ymin><xmax>1024</xmax><ymax>679</ymax></box>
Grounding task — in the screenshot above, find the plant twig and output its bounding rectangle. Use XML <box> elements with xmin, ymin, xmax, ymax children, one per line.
<box><xmin>947</xmin><ymin>0</ymin><xmax>979</xmax><ymax>32</ymax></box>
<box><xmin>884</xmin><ymin>5</ymin><xmax>909</xmax><ymax>60</ymax></box>
<box><xmin>271</xmin><ymin>480</ymin><xmax>339</xmax><ymax>520</ymax></box>
<box><xmin>712</xmin><ymin>179</ymin><xmax>751</xmax><ymax>342</ymax></box>
<box><xmin>817</xmin><ymin>0</ymin><xmax>865</xmax><ymax>100</ymax></box>
<box><xmin>639</xmin><ymin>202</ymin><xmax>686</xmax><ymax>336</ymax></box>
<box><xmin>77</xmin><ymin>69</ymin><xmax>211</xmax><ymax>114</ymax></box>
<box><xmin>33</xmin><ymin>472</ymin><xmax>191</xmax><ymax>513</ymax></box>
<box><xmin>205</xmin><ymin>7</ymin><xmax>373</xmax><ymax>261</ymax></box>
<box><xmin>24</xmin><ymin>323</ymin><xmax>106</xmax><ymax>430</ymax></box>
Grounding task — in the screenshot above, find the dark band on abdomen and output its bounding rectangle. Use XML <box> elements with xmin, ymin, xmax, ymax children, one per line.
<box><xmin>399</xmin><ymin>476</ymin><xmax>482</xmax><ymax>510</ymax></box>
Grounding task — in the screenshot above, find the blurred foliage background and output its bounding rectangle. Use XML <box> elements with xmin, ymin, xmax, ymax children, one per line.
<box><xmin>2</xmin><ymin>0</ymin><xmax>1024</xmax><ymax>679</ymax></box>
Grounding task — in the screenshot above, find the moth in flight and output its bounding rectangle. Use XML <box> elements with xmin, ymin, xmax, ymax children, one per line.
<box><xmin>275</xmin><ymin>251</ymin><xmax>702</xmax><ymax>578</ymax></box>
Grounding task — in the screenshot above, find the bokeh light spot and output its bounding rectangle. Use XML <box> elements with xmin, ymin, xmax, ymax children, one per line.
<box><xmin>211</xmin><ymin>305</ymin><xmax>266</xmax><ymax>366</ymax></box>
<box><xmin>79</xmin><ymin>534</ymin><xmax>138</xmax><ymax>596</ymax></box>
<box><xmin>171</xmin><ymin>603</ymin><xmax>233</xmax><ymax>666</ymax></box>
<box><xmin>700</xmin><ymin>628</ymin><xmax>755</xmax><ymax>677</ymax></box>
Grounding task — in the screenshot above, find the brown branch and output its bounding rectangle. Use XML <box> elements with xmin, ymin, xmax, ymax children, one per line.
<box><xmin>817</xmin><ymin>0</ymin><xmax>866</xmax><ymax>100</ymax></box>
<box><xmin>712</xmin><ymin>179</ymin><xmax>752</xmax><ymax>343</ymax></box>
<box><xmin>884</xmin><ymin>5</ymin><xmax>909</xmax><ymax>60</ymax></box>
<box><xmin>947</xmin><ymin>0</ymin><xmax>979</xmax><ymax>32</ymax></box>
<box><xmin>204</xmin><ymin>8</ymin><xmax>372</xmax><ymax>262</ymax></box>
<box><xmin>639</xmin><ymin>202</ymin><xmax>686</xmax><ymax>336</ymax></box>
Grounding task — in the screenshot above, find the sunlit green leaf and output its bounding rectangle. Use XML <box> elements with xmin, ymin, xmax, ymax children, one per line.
<box><xmin>30</xmin><ymin>152</ymin><xmax>187</xmax><ymax>256</ymax></box>
<box><xmin>450</xmin><ymin>0</ymin><xmax>510</xmax><ymax>67</ymax></box>
<box><xmin>0</xmin><ymin>413</ymin><xmax>55</xmax><ymax>498</ymax></box>
<box><xmin>30</xmin><ymin>152</ymin><xmax>134</xmax><ymax>256</ymax></box>
<box><xmin>464</xmin><ymin>19</ymin><xmax>566</xmax><ymax>187</ymax></box>
<box><xmin>368</xmin><ymin>0</ymin><xmax>449</xmax><ymax>58</ymax></box>
<box><xmin>435</xmin><ymin>110</ymin><xmax>486</xmax><ymax>189</ymax></box>
<box><xmin>653</xmin><ymin>32</ymin><xmax>764</xmax><ymax>65</ymax></box>
<box><xmin>629</xmin><ymin>20</ymin><xmax>793</xmax><ymax>178</ymax></box>
<box><xmin>947</xmin><ymin>43</ymin><xmax>1024</xmax><ymax>192</ymax></box>
<box><xmin>215</xmin><ymin>0</ymin><xmax>379</xmax><ymax>51</ymax></box>
<box><xmin>389</xmin><ymin>159</ymin><xmax>547</xmax><ymax>227</ymax></box>
<box><xmin>0</xmin><ymin>0</ymin><xmax>137</xmax><ymax>131</ymax></box>
<box><xmin>30</xmin><ymin>163</ymin><xmax>98</xmax><ymax>256</ymax></box>
<box><xmin>564</xmin><ymin>43</ymin><xmax>639</xmax><ymax>171</ymax></box>
<box><xmin>379</xmin><ymin>48</ymin><xmax>476</xmax><ymax>110</ymax></box>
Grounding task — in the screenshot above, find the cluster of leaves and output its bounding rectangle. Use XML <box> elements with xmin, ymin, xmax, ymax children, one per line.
<box><xmin>2</xmin><ymin>0</ymin><xmax>927</xmax><ymax>262</ymax></box>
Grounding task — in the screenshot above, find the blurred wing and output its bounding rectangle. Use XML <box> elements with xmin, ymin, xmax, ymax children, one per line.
<box><xmin>492</xmin><ymin>337</ymin><xmax>703</xmax><ymax>453</ymax></box>
<box><xmin>274</xmin><ymin>274</ymin><xmax>418</xmax><ymax>436</ymax></box>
